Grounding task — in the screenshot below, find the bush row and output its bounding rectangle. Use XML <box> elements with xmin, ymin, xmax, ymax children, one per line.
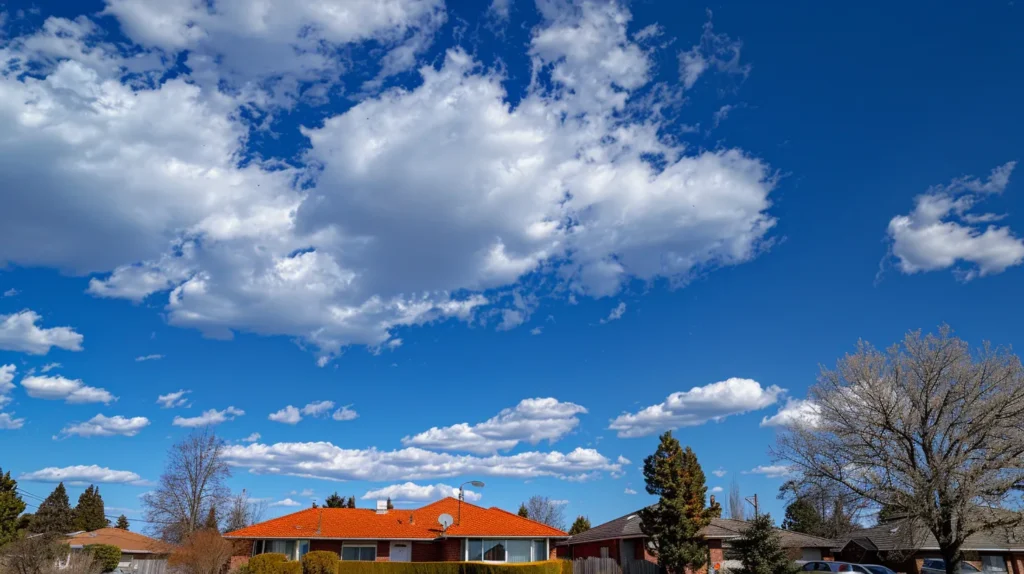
<box><xmin>246</xmin><ymin>553</ymin><xmax>570</xmax><ymax>574</ymax></box>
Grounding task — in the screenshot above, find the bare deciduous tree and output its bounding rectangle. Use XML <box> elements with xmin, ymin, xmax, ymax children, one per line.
<box><xmin>775</xmin><ymin>327</ymin><xmax>1024</xmax><ymax>574</ymax></box>
<box><xmin>523</xmin><ymin>495</ymin><xmax>567</xmax><ymax>531</ymax></box>
<box><xmin>224</xmin><ymin>489</ymin><xmax>267</xmax><ymax>533</ymax></box>
<box><xmin>143</xmin><ymin>429</ymin><xmax>231</xmax><ymax>543</ymax></box>
<box><xmin>728</xmin><ymin>480</ymin><xmax>745</xmax><ymax>521</ymax></box>
<box><xmin>169</xmin><ymin>529</ymin><xmax>233</xmax><ymax>574</ymax></box>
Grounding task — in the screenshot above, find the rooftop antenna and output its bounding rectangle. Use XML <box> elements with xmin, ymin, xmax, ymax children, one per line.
<box><xmin>438</xmin><ymin>513</ymin><xmax>454</xmax><ymax>535</ymax></box>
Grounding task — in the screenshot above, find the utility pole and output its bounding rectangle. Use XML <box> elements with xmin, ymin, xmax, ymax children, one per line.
<box><xmin>744</xmin><ymin>494</ymin><xmax>759</xmax><ymax>518</ymax></box>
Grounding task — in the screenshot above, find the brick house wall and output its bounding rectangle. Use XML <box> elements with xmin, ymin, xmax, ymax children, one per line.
<box><xmin>310</xmin><ymin>540</ymin><xmax>343</xmax><ymax>553</ymax></box>
<box><xmin>439</xmin><ymin>538</ymin><xmax>462</xmax><ymax>561</ymax></box>
<box><xmin>413</xmin><ymin>541</ymin><xmax>441</xmax><ymax>561</ymax></box>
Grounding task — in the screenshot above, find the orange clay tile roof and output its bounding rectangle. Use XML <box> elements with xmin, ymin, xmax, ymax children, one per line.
<box><xmin>224</xmin><ymin>497</ymin><xmax>567</xmax><ymax>540</ymax></box>
<box><xmin>66</xmin><ymin>528</ymin><xmax>174</xmax><ymax>554</ymax></box>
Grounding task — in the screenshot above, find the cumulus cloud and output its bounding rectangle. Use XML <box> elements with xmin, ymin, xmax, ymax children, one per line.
<box><xmin>0</xmin><ymin>413</ymin><xmax>25</xmax><ymax>430</ymax></box>
<box><xmin>268</xmin><ymin>405</ymin><xmax>302</xmax><ymax>425</ymax></box>
<box><xmin>135</xmin><ymin>354</ymin><xmax>163</xmax><ymax>362</ymax></box>
<box><xmin>270</xmin><ymin>400</ymin><xmax>349</xmax><ymax>424</ymax></box>
<box><xmin>609</xmin><ymin>378</ymin><xmax>784</xmax><ymax>438</ymax></box>
<box><xmin>0</xmin><ymin>310</ymin><xmax>84</xmax><ymax>355</ymax></box>
<box><xmin>241</xmin><ymin>432</ymin><xmax>261</xmax><ymax>443</ymax></box>
<box><xmin>0</xmin><ymin>364</ymin><xmax>20</xmax><ymax>427</ymax></box>
<box><xmin>600</xmin><ymin>302</ymin><xmax>626</xmax><ymax>324</ymax></box>
<box><xmin>887</xmin><ymin>161</ymin><xmax>1023</xmax><ymax>280</ymax></box>
<box><xmin>156</xmin><ymin>389</ymin><xmax>191</xmax><ymax>409</ymax></box>
<box><xmin>760</xmin><ymin>398</ymin><xmax>821</xmax><ymax>429</ymax></box>
<box><xmin>678</xmin><ymin>13</ymin><xmax>750</xmax><ymax>91</ymax></box>
<box><xmin>2</xmin><ymin>289</ymin><xmax>17</xmax><ymax>297</ymax></box>
<box><xmin>710</xmin><ymin>486</ymin><xmax>723</xmax><ymax>493</ymax></box>
<box><xmin>270</xmin><ymin>498</ymin><xmax>302</xmax><ymax>507</ymax></box>
<box><xmin>222</xmin><ymin>441</ymin><xmax>624</xmax><ymax>482</ymax></box>
<box><xmin>21</xmin><ymin>375</ymin><xmax>116</xmax><ymax>404</ymax></box>
<box><xmin>712</xmin><ymin>468</ymin><xmax>727</xmax><ymax>478</ymax></box>
<box><xmin>743</xmin><ymin>465</ymin><xmax>794</xmax><ymax>478</ymax></box>
<box><xmin>20</xmin><ymin>464</ymin><xmax>146</xmax><ymax>485</ymax></box>
<box><xmin>402</xmin><ymin>397</ymin><xmax>587</xmax><ymax>454</ymax></box>
<box><xmin>0</xmin><ymin>364</ymin><xmax>14</xmax><ymax>396</ymax></box>
<box><xmin>301</xmin><ymin>400</ymin><xmax>335</xmax><ymax>417</ymax></box>
<box><xmin>59</xmin><ymin>414</ymin><xmax>151</xmax><ymax>438</ymax></box>
<box><xmin>624</xmin><ymin>487</ymin><xmax>637</xmax><ymax>495</ymax></box>
<box><xmin>332</xmin><ymin>406</ymin><xmax>359</xmax><ymax>421</ymax></box>
<box><xmin>172</xmin><ymin>406</ymin><xmax>244</xmax><ymax>427</ymax></box>
<box><xmin>2</xmin><ymin>1</ymin><xmax>776</xmax><ymax>364</ymax></box>
<box><xmin>362</xmin><ymin>482</ymin><xmax>482</xmax><ymax>502</ymax></box>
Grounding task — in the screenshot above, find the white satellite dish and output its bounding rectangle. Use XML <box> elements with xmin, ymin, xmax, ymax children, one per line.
<box><xmin>438</xmin><ymin>513</ymin><xmax>454</xmax><ymax>530</ymax></box>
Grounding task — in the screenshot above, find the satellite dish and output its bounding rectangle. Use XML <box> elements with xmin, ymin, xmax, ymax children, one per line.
<box><xmin>438</xmin><ymin>513</ymin><xmax>454</xmax><ymax>530</ymax></box>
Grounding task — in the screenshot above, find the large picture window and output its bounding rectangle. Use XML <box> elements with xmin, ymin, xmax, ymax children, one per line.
<box><xmin>253</xmin><ymin>540</ymin><xmax>309</xmax><ymax>560</ymax></box>
<box><xmin>342</xmin><ymin>545</ymin><xmax>377</xmax><ymax>561</ymax></box>
<box><xmin>465</xmin><ymin>539</ymin><xmax>548</xmax><ymax>562</ymax></box>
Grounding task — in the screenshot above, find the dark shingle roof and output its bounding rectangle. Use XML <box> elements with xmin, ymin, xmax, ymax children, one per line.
<box><xmin>838</xmin><ymin>520</ymin><xmax>1024</xmax><ymax>552</ymax></box>
<box><xmin>564</xmin><ymin>510</ymin><xmax>835</xmax><ymax>549</ymax></box>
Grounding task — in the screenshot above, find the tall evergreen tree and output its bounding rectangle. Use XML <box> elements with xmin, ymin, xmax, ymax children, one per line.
<box><xmin>568</xmin><ymin>515</ymin><xmax>591</xmax><ymax>535</ymax></box>
<box><xmin>33</xmin><ymin>482</ymin><xmax>74</xmax><ymax>535</ymax></box>
<box><xmin>115</xmin><ymin>515</ymin><xmax>130</xmax><ymax>530</ymax></box>
<box><xmin>638</xmin><ymin>432</ymin><xmax>717</xmax><ymax>574</ymax></box>
<box><xmin>324</xmin><ymin>492</ymin><xmax>344</xmax><ymax>508</ymax></box>
<box><xmin>733</xmin><ymin>514</ymin><xmax>797</xmax><ymax>574</ymax></box>
<box><xmin>518</xmin><ymin>503</ymin><xmax>529</xmax><ymax>518</ymax></box>
<box><xmin>204</xmin><ymin>507</ymin><xmax>219</xmax><ymax>531</ymax></box>
<box><xmin>74</xmin><ymin>485</ymin><xmax>109</xmax><ymax>531</ymax></box>
<box><xmin>346</xmin><ymin>496</ymin><xmax>356</xmax><ymax>509</ymax></box>
<box><xmin>0</xmin><ymin>467</ymin><xmax>27</xmax><ymax>546</ymax></box>
<box><xmin>781</xmin><ymin>498</ymin><xmax>821</xmax><ymax>534</ymax></box>
<box><xmin>386</xmin><ymin>497</ymin><xmax>394</xmax><ymax>510</ymax></box>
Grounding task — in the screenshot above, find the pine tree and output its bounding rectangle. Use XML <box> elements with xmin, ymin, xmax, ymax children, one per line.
<box><xmin>325</xmin><ymin>492</ymin><xmax>344</xmax><ymax>508</ymax></box>
<box><xmin>73</xmin><ymin>485</ymin><xmax>108</xmax><ymax>532</ymax></box>
<box><xmin>115</xmin><ymin>515</ymin><xmax>130</xmax><ymax>530</ymax></box>
<box><xmin>518</xmin><ymin>503</ymin><xmax>529</xmax><ymax>518</ymax></box>
<box><xmin>733</xmin><ymin>514</ymin><xmax>797</xmax><ymax>574</ymax></box>
<box><xmin>781</xmin><ymin>498</ymin><xmax>822</xmax><ymax>535</ymax></box>
<box><xmin>568</xmin><ymin>515</ymin><xmax>591</xmax><ymax>535</ymax></box>
<box><xmin>0</xmin><ymin>467</ymin><xmax>27</xmax><ymax>546</ymax></box>
<box><xmin>386</xmin><ymin>496</ymin><xmax>394</xmax><ymax>510</ymax></box>
<box><xmin>33</xmin><ymin>482</ymin><xmax>74</xmax><ymax>535</ymax></box>
<box><xmin>346</xmin><ymin>496</ymin><xmax>356</xmax><ymax>509</ymax></box>
<box><xmin>204</xmin><ymin>506</ymin><xmax>219</xmax><ymax>531</ymax></box>
<box><xmin>638</xmin><ymin>432</ymin><xmax>717</xmax><ymax>574</ymax></box>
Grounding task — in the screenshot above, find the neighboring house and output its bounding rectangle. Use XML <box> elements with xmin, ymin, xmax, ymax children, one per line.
<box><xmin>559</xmin><ymin>510</ymin><xmax>836</xmax><ymax>567</ymax></box>
<box><xmin>65</xmin><ymin>528</ymin><xmax>173</xmax><ymax>574</ymax></box>
<box><xmin>837</xmin><ymin>522</ymin><xmax>1024</xmax><ymax>574</ymax></box>
<box><xmin>224</xmin><ymin>497</ymin><xmax>567</xmax><ymax>566</ymax></box>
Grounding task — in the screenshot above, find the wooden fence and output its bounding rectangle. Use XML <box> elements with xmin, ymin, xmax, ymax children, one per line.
<box><xmin>570</xmin><ymin>557</ymin><xmax>662</xmax><ymax>574</ymax></box>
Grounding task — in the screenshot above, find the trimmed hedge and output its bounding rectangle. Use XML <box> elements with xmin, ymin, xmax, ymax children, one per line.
<box><xmin>282</xmin><ymin>562</ymin><xmax>303</xmax><ymax>574</ymax></box>
<box><xmin>250</xmin><ymin>553</ymin><xmax>290</xmax><ymax>574</ymax></box>
<box><xmin>84</xmin><ymin>544</ymin><xmax>122</xmax><ymax>572</ymax></box>
<box><xmin>304</xmin><ymin>552</ymin><xmax>340</xmax><ymax>574</ymax></box>
<box><xmin>333</xmin><ymin>561</ymin><xmax>566</xmax><ymax>574</ymax></box>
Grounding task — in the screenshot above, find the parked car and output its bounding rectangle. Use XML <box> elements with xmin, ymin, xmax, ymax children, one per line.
<box><xmin>801</xmin><ymin>561</ymin><xmax>874</xmax><ymax>574</ymax></box>
<box><xmin>863</xmin><ymin>565</ymin><xmax>898</xmax><ymax>574</ymax></box>
<box><xmin>921</xmin><ymin>559</ymin><xmax>982</xmax><ymax>574</ymax></box>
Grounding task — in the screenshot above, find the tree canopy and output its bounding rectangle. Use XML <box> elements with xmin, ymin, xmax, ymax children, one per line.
<box><xmin>523</xmin><ymin>496</ymin><xmax>567</xmax><ymax>531</ymax></box>
<box><xmin>115</xmin><ymin>515</ymin><xmax>130</xmax><ymax>531</ymax></box>
<box><xmin>568</xmin><ymin>515</ymin><xmax>591</xmax><ymax>535</ymax></box>
<box><xmin>74</xmin><ymin>485</ymin><xmax>109</xmax><ymax>532</ymax></box>
<box><xmin>0</xmin><ymin>467</ymin><xmax>26</xmax><ymax>546</ymax></box>
<box><xmin>324</xmin><ymin>492</ymin><xmax>345</xmax><ymax>508</ymax></box>
<box><xmin>33</xmin><ymin>482</ymin><xmax>73</xmax><ymax>535</ymax></box>
<box><xmin>732</xmin><ymin>514</ymin><xmax>797</xmax><ymax>574</ymax></box>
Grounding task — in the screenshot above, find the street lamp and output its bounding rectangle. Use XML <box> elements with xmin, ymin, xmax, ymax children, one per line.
<box><xmin>458</xmin><ymin>480</ymin><xmax>485</xmax><ymax>525</ymax></box>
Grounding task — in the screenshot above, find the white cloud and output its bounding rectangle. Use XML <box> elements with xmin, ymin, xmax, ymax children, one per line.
<box><xmin>600</xmin><ymin>302</ymin><xmax>626</xmax><ymax>324</ymax></box>
<box><xmin>222</xmin><ymin>441</ymin><xmax>624</xmax><ymax>482</ymax></box>
<box><xmin>609</xmin><ymin>378</ymin><xmax>785</xmax><ymax>438</ymax></box>
<box><xmin>712</xmin><ymin>468</ymin><xmax>727</xmax><ymax>478</ymax></box>
<box><xmin>402</xmin><ymin>397</ymin><xmax>587</xmax><ymax>454</ymax></box>
<box><xmin>241</xmin><ymin>432</ymin><xmax>261</xmax><ymax>443</ymax></box>
<box><xmin>156</xmin><ymin>389</ymin><xmax>191</xmax><ymax>408</ymax></box>
<box><xmin>0</xmin><ymin>413</ymin><xmax>25</xmax><ymax>430</ymax></box>
<box><xmin>0</xmin><ymin>364</ymin><xmax>14</xmax><ymax>395</ymax></box>
<box><xmin>887</xmin><ymin>162</ymin><xmax>1023</xmax><ymax>280</ymax></box>
<box><xmin>624</xmin><ymin>487</ymin><xmax>637</xmax><ymax>495</ymax></box>
<box><xmin>743</xmin><ymin>465</ymin><xmax>794</xmax><ymax>479</ymax></box>
<box><xmin>0</xmin><ymin>310</ymin><xmax>84</xmax><ymax>355</ymax></box>
<box><xmin>135</xmin><ymin>354</ymin><xmax>163</xmax><ymax>362</ymax></box>
<box><xmin>530</xmin><ymin>327</ymin><xmax>543</xmax><ymax>335</ymax></box>
<box><xmin>20</xmin><ymin>464</ymin><xmax>146</xmax><ymax>485</ymax></box>
<box><xmin>678</xmin><ymin>14</ymin><xmax>750</xmax><ymax>91</ymax></box>
<box><xmin>268</xmin><ymin>405</ymin><xmax>302</xmax><ymax>425</ymax></box>
<box><xmin>710</xmin><ymin>486</ymin><xmax>723</xmax><ymax>493</ymax></box>
<box><xmin>301</xmin><ymin>400</ymin><xmax>335</xmax><ymax>417</ymax></box>
<box><xmin>362</xmin><ymin>482</ymin><xmax>482</xmax><ymax>502</ymax></box>
<box><xmin>761</xmin><ymin>398</ymin><xmax>821</xmax><ymax>429</ymax></box>
<box><xmin>2</xmin><ymin>2</ymin><xmax>775</xmax><ymax>364</ymax></box>
<box><xmin>39</xmin><ymin>363</ymin><xmax>61</xmax><ymax>374</ymax></box>
<box><xmin>21</xmin><ymin>375</ymin><xmax>116</xmax><ymax>404</ymax></box>
<box><xmin>332</xmin><ymin>406</ymin><xmax>359</xmax><ymax>421</ymax></box>
<box><xmin>59</xmin><ymin>414</ymin><xmax>151</xmax><ymax>437</ymax></box>
<box><xmin>270</xmin><ymin>498</ymin><xmax>302</xmax><ymax>507</ymax></box>
<box><xmin>2</xmin><ymin>289</ymin><xmax>17</xmax><ymax>297</ymax></box>
<box><xmin>172</xmin><ymin>406</ymin><xmax>244</xmax><ymax>427</ymax></box>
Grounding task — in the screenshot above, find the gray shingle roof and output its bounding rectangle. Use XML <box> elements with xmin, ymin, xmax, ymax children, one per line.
<box><xmin>839</xmin><ymin>521</ymin><xmax>1024</xmax><ymax>552</ymax></box>
<box><xmin>564</xmin><ymin>510</ymin><xmax>836</xmax><ymax>549</ymax></box>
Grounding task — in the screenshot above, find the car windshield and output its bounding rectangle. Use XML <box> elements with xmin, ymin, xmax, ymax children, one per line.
<box><xmin>866</xmin><ymin>566</ymin><xmax>894</xmax><ymax>574</ymax></box>
<box><xmin>961</xmin><ymin>564</ymin><xmax>981</xmax><ymax>573</ymax></box>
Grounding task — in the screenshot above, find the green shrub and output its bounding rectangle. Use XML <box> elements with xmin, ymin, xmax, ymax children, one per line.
<box><xmin>304</xmin><ymin>551</ymin><xmax>340</xmax><ymax>574</ymax></box>
<box><xmin>84</xmin><ymin>544</ymin><xmax>122</xmax><ymax>572</ymax></box>
<box><xmin>281</xmin><ymin>561</ymin><xmax>303</xmax><ymax>574</ymax></box>
<box><xmin>333</xmin><ymin>560</ymin><xmax>564</xmax><ymax>574</ymax></box>
<box><xmin>250</xmin><ymin>553</ymin><xmax>289</xmax><ymax>574</ymax></box>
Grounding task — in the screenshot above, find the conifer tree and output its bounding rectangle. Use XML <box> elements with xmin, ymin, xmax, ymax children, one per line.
<box><xmin>386</xmin><ymin>497</ymin><xmax>394</xmax><ymax>510</ymax></box>
<box><xmin>638</xmin><ymin>432</ymin><xmax>717</xmax><ymax>574</ymax></box>
<box><xmin>204</xmin><ymin>507</ymin><xmax>219</xmax><ymax>531</ymax></box>
<box><xmin>568</xmin><ymin>515</ymin><xmax>591</xmax><ymax>535</ymax></box>
<box><xmin>518</xmin><ymin>503</ymin><xmax>529</xmax><ymax>518</ymax></box>
<box><xmin>33</xmin><ymin>482</ymin><xmax>74</xmax><ymax>535</ymax></box>
<box><xmin>346</xmin><ymin>496</ymin><xmax>356</xmax><ymax>509</ymax></box>
<box><xmin>74</xmin><ymin>485</ymin><xmax>109</xmax><ymax>531</ymax></box>
<box><xmin>0</xmin><ymin>467</ymin><xmax>27</xmax><ymax>546</ymax></box>
<box><xmin>115</xmin><ymin>515</ymin><xmax>130</xmax><ymax>530</ymax></box>
<box><xmin>324</xmin><ymin>492</ymin><xmax>344</xmax><ymax>508</ymax></box>
<box><xmin>733</xmin><ymin>514</ymin><xmax>797</xmax><ymax>574</ymax></box>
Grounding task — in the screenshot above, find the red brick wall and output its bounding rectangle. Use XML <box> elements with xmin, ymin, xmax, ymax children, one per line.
<box><xmin>413</xmin><ymin>542</ymin><xmax>441</xmax><ymax>562</ymax></box>
<box><xmin>568</xmin><ymin>540</ymin><xmax>620</xmax><ymax>561</ymax></box>
<box><xmin>439</xmin><ymin>539</ymin><xmax>462</xmax><ymax>561</ymax></box>
<box><xmin>376</xmin><ymin>541</ymin><xmax>391</xmax><ymax>561</ymax></box>
<box><xmin>549</xmin><ymin>544</ymin><xmax>559</xmax><ymax>560</ymax></box>
<box><xmin>310</xmin><ymin>540</ymin><xmax>343</xmax><ymax>554</ymax></box>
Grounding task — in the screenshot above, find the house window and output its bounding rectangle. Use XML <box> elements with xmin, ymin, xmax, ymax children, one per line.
<box><xmin>484</xmin><ymin>540</ymin><xmax>506</xmax><ymax>561</ymax></box>
<box><xmin>253</xmin><ymin>540</ymin><xmax>309</xmax><ymax>560</ymax></box>
<box><xmin>342</xmin><ymin>545</ymin><xmax>377</xmax><ymax>561</ymax></box>
<box><xmin>507</xmin><ymin>540</ymin><xmax>532</xmax><ymax>563</ymax></box>
<box><xmin>533</xmin><ymin>540</ymin><xmax>546</xmax><ymax>561</ymax></box>
<box><xmin>465</xmin><ymin>539</ymin><xmax>548</xmax><ymax>562</ymax></box>
<box><xmin>600</xmin><ymin>547</ymin><xmax>609</xmax><ymax>559</ymax></box>
<box><xmin>468</xmin><ymin>540</ymin><xmax>484</xmax><ymax>561</ymax></box>
<box><xmin>982</xmin><ymin>556</ymin><xmax>1007</xmax><ymax>574</ymax></box>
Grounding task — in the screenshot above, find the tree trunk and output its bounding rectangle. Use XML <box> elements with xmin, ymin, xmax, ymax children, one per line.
<box><xmin>940</xmin><ymin>543</ymin><xmax>962</xmax><ymax>574</ymax></box>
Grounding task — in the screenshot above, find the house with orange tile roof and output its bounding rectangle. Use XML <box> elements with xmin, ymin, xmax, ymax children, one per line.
<box><xmin>224</xmin><ymin>497</ymin><xmax>568</xmax><ymax>564</ymax></box>
<box><xmin>65</xmin><ymin>528</ymin><xmax>174</xmax><ymax>570</ymax></box>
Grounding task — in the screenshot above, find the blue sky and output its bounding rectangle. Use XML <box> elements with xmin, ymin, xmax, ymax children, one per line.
<box><xmin>1</xmin><ymin>0</ymin><xmax>1023</xmax><ymax>533</ymax></box>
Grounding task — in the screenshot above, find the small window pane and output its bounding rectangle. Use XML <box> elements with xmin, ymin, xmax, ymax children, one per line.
<box><xmin>484</xmin><ymin>540</ymin><xmax>506</xmax><ymax>561</ymax></box>
<box><xmin>533</xmin><ymin>540</ymin><xmax>546</xmax><ymax>562</ymax></box>
<box><xmin>982</xmin><ymin>557</ymin><xmax>1007</xmax><ymax>574</ymax></box>
<box><xmin>468</xmin><ymin>539</ymin><xmax>483</xmax><ymax>561</ymax></box>
<box><xmin>343</xmin><ymin>546</ymin><xmax>376</xmax><ymax>561</ymax></box>
<box><xmin>508</xmin><ymin>540</ymin><xmax>531</xmax><ymax>563</ymax></box>
<box><xmin>298</xmin><ymin>540</ymin><xmax>310</xmax><ymax>558</ymax></box>
<box><xmin>600</xmin><ymin>547</ymin><xmax>609</xmax><ymax>559</ymax></box>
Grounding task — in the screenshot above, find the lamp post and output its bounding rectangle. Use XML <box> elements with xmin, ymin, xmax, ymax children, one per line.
<box><xmin>458</xmin><ymin>480</ymin><xmax>485</xmax><ymax>525</ymax></box>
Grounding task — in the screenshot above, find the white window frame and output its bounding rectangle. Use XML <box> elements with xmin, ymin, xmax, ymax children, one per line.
<box><xmin>342</xmin><ymin>543</ymin><xmax>378</xmax><ymax>562</ymax></box>
<box><xmin>252</xmin><ymin>540</ymin><xmax>310</xmax><ymax>560</ymax></box>
<box><xmin>464</xmin><ymin>539</ymin><xmax>550</xmax><ymax>562</ymax></box>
